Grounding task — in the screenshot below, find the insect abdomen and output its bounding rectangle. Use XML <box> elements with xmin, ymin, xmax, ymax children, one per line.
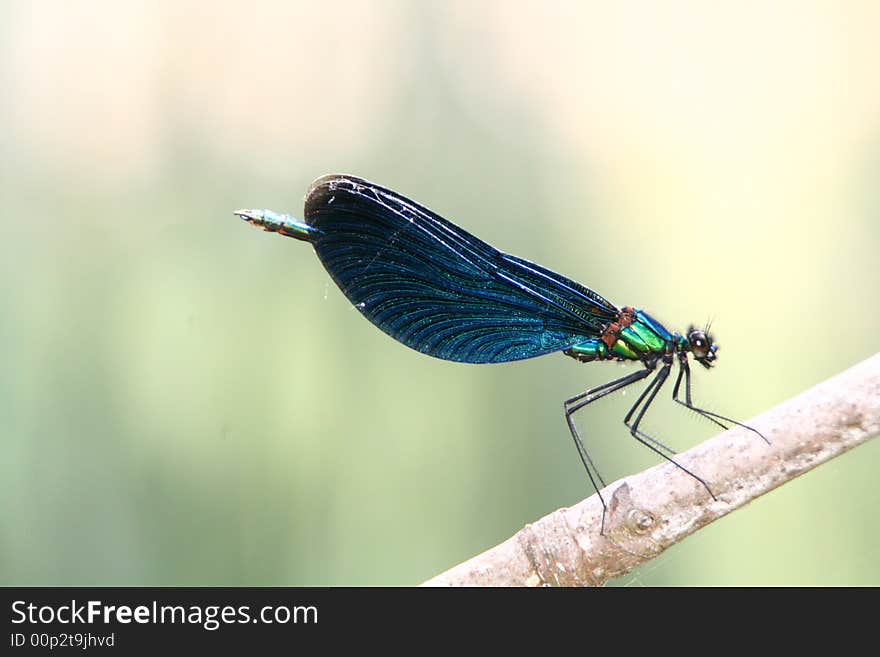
<box><xmin>236</xmin><ymin>209</ymin><xmax>319</xmax><ymax>242</ymax></box>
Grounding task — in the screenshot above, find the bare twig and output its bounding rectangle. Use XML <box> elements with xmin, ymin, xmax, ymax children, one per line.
<box><xmin>422</xmin><ymin>353</ymin><xmax>880</xmax><ymax>586</ymax></box>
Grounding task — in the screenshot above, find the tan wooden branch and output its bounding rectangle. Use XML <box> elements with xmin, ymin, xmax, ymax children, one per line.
<box><xmin>422</xmin><ymin>353</ymin><xmax>880</xmax><ymax>587</ymax></box>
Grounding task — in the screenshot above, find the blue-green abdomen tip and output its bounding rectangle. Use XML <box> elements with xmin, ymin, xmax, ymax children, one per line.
<box><xmin>234</xmin><ymin>208</ymin><xmax>318</xmax><ymax>242</ymax></box>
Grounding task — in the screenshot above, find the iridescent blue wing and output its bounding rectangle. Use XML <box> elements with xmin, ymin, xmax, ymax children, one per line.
<box><xmin>303</xmin><ymin>175</ymin><xmax>619</xmax><ymax>364</ymax></box>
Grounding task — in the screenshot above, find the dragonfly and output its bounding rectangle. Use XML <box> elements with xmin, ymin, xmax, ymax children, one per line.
<box><xmin>236</xmin><ymin>174</ymin><xmax>767</xmax><ymax>533</ymax></box>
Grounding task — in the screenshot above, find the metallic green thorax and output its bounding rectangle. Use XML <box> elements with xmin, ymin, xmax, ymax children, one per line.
<box><xmin>565</xmin><ymin>309</ymin><xmax>676</xmax><ymax>363</ymax></box>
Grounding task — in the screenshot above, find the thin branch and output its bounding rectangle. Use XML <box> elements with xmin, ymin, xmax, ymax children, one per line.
<box><xmin>422</xmin><ymin>353</ymin><xmax>880</xmax><ymax>587</ymax></box>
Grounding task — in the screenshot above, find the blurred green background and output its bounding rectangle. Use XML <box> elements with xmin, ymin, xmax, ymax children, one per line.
<box><xmin>2</xmin><ymin>1</ymin><xmax>878</xmax><ymax>586</ymax></box>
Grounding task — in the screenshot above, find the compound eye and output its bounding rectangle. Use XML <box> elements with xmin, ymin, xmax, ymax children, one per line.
<box><xmin>689</xmin><ymin>330</ymin><xmax>711</xmax><ymax>359</ymax></box>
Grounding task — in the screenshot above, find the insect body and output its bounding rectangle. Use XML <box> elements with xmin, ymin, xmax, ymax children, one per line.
<box><xmin>236</xmin><ymin>174</ymin><xmax>766</xmax><ymax>532</ymax></box>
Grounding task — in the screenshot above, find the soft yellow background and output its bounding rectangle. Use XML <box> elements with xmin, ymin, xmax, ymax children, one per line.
<box><xmin>2</xmin><ymin>1</ymin><xmax>878</xmax><ymax>585</ymax></box>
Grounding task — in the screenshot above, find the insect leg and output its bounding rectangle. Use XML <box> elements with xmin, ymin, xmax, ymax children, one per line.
<box><xmin>673</xmin><ymin>356</ymin><xmax>770</xmax><ymax>444</ymax></box>
<box><xmin>624</xmin><ymin>360</ymin><xmax>717</xmax><ymax>500</ymax></box>
<box><xmin>614</xmin><ymin>369</ymin><xmax>678</xmax><ymax>456</ymax></box>
<box><xmin>564</xmin><ymin>367</ymin><xmax>652</xmax><ymax>534</ymax></box>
